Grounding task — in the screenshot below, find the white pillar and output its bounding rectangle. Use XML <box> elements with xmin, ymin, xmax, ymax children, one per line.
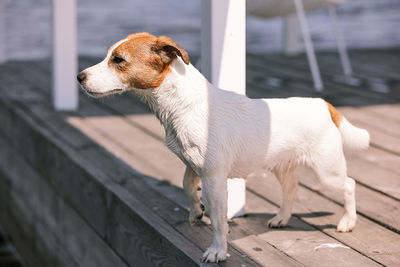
<box><xmin>201</xmin><ymin>0</ymin><xmax>246</xmax><ymax>94</ymax></box>
<box><xmin>53</xmin><ymin>0</ymin><xmax>78</xmax><ymax>110</ymax></box>
<box><xmin>0</xmin><ymin>0</ymin><xmax>6</xmax><ymax>64</ymax></box>
<box><xmin>283</xmin><ymin>15</ymin><xmax>301</xmax><ymax>55</ymax></box>
<box><xmin>201</xmin><ymin>0</ymin><xmax>246</xmax><ymax>219</ymax></box>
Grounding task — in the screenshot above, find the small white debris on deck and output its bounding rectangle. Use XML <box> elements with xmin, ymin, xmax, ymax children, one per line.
<box><xmin>314</xmin><ymin>243</ymin><xmax>350</xmax><ymax>250</ymax></box>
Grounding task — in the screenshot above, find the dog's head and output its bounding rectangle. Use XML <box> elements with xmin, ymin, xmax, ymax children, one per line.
<box><xmin>77</xmin><ymin>32</ymin><xmax>189</xmax><ymax>98</ymax></box>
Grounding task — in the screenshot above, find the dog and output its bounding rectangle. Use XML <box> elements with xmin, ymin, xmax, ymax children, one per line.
<box><xmin>77</xmin><ymin>32</ymin><xmax>370</xmax><ymax>263</ymax></box>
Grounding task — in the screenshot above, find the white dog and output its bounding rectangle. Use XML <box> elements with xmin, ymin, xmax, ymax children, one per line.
<box><xmin>77</xmin><ymin>32</ymin><xmax>370</xmax><ymax>263</ymax></box>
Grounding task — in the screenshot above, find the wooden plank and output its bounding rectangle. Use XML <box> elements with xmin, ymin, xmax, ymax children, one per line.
<box><xmin>0</xmin><ymin>62</ymin><xmax>47</xmax><ymax>103</ymax></box>
<box><xmin>268</xmin><ymin>50</ymin><xmax>400</xmax><ymax>80</ymax></box>
<box><xmin>339</xmin><ymin>107</ymin><xmax>400</xmax><ymax>155</ymax></box>
<box><xmin>7</xmin><ymin>82</ymin><xmax>394</xmax><ymax>266</ymax></box>
<box><xmin>295</xmin><ymin>165</ymin><xmax>400</xmax><ymax>232</ymax></box>
<box><xmin>1</xmin><ymin>60</ymin><xmax>262</xmax><ymax>266</ymax></box>
<box><xmin>247</xmin><ymin>54</ymin><xmax>397</xmax><ymax>106</ymax></box>
<box><xmin>79</xmin><ymin>62</ymin><xmax>400</xmax><ymax>232</ymax></box>
<box><xmin>47</xmin><ymin>77</ymin><xmax>382</xmax><ymax>266</ymax></box>
<box><xmin>16</xmin><ymin>61</ymin><xmax>267</xmax><ymax>265</ymax></box>
<box><xmin>330</xmin><ymin>106</ymin><xmax>400</xmax><ymax>200</ymax></box>
<box><xmin>3</xmin><ymin>66</ymin><xmax>200</xmax><ymax>266</ymax></box>
<box><xmin>92</xmin><ymin>94</ymin><xmax>165</xmax><ymax>141</ymax></box>
<box><xmin>347</xmin><ymin>148</ymin><xmax>400</xmax><ymax>200</ymax></box>
<box><xmin>247</xmin><ymin>171</ymin><xmax>400</xmax><ymax>266</ymax></box>
<box><xmin>323</xmin><ymin>51</ymin><xmax>400</xmax><ymax>79</ymax></box>
<box><xmin>73</xmin><ymin>98</ymin><xmax>388</xmax><ymax>266</ymax></box>
<box><xmin>0</xmin><ymin>65</ymin><xmax>97</xmax><ymax>151</ymax></box>
<box><xmin>246</xmin><ymin>68</ymin><xmax>378</xmax><ymax>109</ymax></box>
<box><xmin>0</xmin><ymin>134</ymin><xmax>130</xmax><ymax>267</ymax></box>
<box><xmin>0</xmin><ymin>89</ymin><xmax>231</xmax><ymax>266</ymax></box>
<box><xmin>4</xmin><ymin>57</ymin><xmax>400</xmax><ymax>265</ymax></box>
<box><xmin>246</xmin><ymin>58</ymin><xmax>400</xmax><ymax>205</ymax></box>
<box><xmin>80</xmin><ymin>117</ymin><xmax>379</xmax><ymax>266</ymax></box>
<box><xmin>136</xmin><ymin>153</ymin><xmax>382</xmax><ymax>266</ymax></box>
<box><xmin>67</xmin><ymin>115</ymin><xmax>185</xmax><ymax>187</ymax></box>
<box><xmin>231</xmin><ymin>235</ymin><xmax>300</xmax><ymax>267</ymax></box>
<box><xmin>265</xmin><ymin>52</ymin><xmax>398</xmax><ymax>101</ymax></box>
<box><xmin>79</xmin><ymin>150</ymin><xmax>261</xmax><ymax>267</ymax></box>
<box><xmin>77</xmin><ymin>55</ymin><xmax>400</xmax><ymax>230</ymax></box>
<box><xmin>348</xmin><ymin>145</ymin><xmax>400</xmax><ymax>180</ymax></box>
<box><xmin>260</xmin><ymin>52</ymin><xmax>400</xmax><ymax>102</ymax></box>
<box><xmin>340</xmin><ymin>106</ymin><xmax>400</xmax><ymax>140</ymax></box>
<box><xmin>0</xmin><ymin>177</ymin><xmax>64</xmax><ymax>267</ymax></box>
<box><xmin>233</xmin><ymin>192</ymin><xmax>379</xmax><ymax>266</ymax></box>
<box><xmin>363</xmin><ymin>104</ymin><xmax>400</xmax><ymax>124</ymax></box>
<box><xmin>254</xmin><ymin>230</ymin><xmax>376</xmax><ymax>267</ymax></box>
<box><xmin>27</xmin><ymin>59</ymin><xmax>166</xmax><ymax>144</ymax></box>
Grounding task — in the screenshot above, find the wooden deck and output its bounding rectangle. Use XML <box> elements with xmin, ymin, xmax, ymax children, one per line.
<box><xmin>1</xmin><ymin>48</ymin><xmax>400</xmax><ymax>266</ymax></box>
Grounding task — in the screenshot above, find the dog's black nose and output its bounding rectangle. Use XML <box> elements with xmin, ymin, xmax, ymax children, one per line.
<box><xmin>77</xmin><ymin>72</ymin><xmax>87</xmax><ymax>83</ymax></box>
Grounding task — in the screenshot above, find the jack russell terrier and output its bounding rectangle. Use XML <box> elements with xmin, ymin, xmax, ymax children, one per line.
<box><xmin>77</xmin><ymin>32</ymin><xmax>370</xmax><ymax>263</ymax></box>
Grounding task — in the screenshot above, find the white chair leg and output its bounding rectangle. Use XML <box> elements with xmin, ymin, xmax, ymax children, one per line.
<box><xmin>283</xmin><ymin>14</ymin><xmax>301</xmax><ymax>55</ymax></box>
<box><xmin>294</xmin><ymin>0</ymin><xmax>323</xmax><ymax>91</ymax></box>
<box><xmin>329</xmin><ymin>7</ymin><xmax>353</xmax><ymax>77</ymax></box>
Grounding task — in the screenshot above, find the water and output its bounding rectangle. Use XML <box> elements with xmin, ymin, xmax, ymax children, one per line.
<box><xmin>2</xmin><ymin>0</ymin><xmax>400</xmax><ymax>60</ymax></box>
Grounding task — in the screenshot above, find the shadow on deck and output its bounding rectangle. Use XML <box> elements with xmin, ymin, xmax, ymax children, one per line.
<box><xmin>0</xmin><ymin>49</ymin><xmax>399</xmax><ymax>266</ymax></box>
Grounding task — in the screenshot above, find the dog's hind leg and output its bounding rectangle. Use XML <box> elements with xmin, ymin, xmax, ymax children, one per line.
<box><xmin>268</xmin><ymin>163</ymin><xmax>298</xmax><ymax>228</ymax></box>
<box><xmin>337</xmin><ymin>176</ymin><xmax>357</xmax><ymax>232</ymax></box>
<box><xmin>313</xmin><ymin>168</ymin><xmax>357</xmax><ymax>232</ymax></box>
<box><xmin>314</xmin><ymin>166</ymin><xmax>357</xmax><ymax>232</ymax></box>
<box><xmin>183</xmin><ymin>166</ymin><xmax>204</xmax><ymax>225</ymax></box>
<box><xmin>311</xmin><ymin>129</ymin><xmax>357</xmax><ymax>232</ymax></box>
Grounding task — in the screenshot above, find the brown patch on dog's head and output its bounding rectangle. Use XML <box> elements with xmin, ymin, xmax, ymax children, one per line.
<box><xmin>108</xmin><ymin>32</ymin><xmax>189</xmax><ymax>89</ymax></box>
<box><xmin>325</xmin><ymin>101</ymin><xmax>343</xmax><ymax>127</ymax></box>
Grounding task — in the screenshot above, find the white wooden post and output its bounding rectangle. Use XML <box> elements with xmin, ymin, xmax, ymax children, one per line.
<box><xmin>283</xmin><ymin>15</ymin><xmax>301</xmax><ymax>55</ymax></box>
<box><xmin>53</xmin><ymin>0</ymin><xmax>78</xmax><ymax>110</ymax></box>
<box><xmin>201</xmin><ymin>0</ymin><xmax>246</xmax><ymax>219</ymax></box>
<box><xmin>0</xmin><ymin>0</ymin><xmax>6</xmax><ymax>64</ymax></box>
<box><xmin>201</xmin><ymin>0</ymin><xmax>246</xmax><ymax>93</ymax></box>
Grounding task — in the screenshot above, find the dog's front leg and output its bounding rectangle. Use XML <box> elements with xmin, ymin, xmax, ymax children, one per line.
<box><xmin>201</xmin><ymin>175</ymin><xmax>228</xmax><ymax>263</ymax></box>
<box><xmin>183</xmin><ymin>166</ymin><xmax>204</xmax><ymax>225</ymax></box>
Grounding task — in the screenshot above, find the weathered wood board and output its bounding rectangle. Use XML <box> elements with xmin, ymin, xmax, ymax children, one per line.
<box><xmin>1</xmin><ymin>48</ymin><xmax>399</xmax><ymax>266</ymax></box>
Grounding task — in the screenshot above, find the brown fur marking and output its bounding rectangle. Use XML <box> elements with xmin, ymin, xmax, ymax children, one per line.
<box><xmin>325</xmin><ymin>101</ymin><xmax>343</xmax><ymax>127</ymax></box>
<box><xmin>108</xmin><ymin>32</ymin><xmax>189</xmax><ymax>89</ymax></box>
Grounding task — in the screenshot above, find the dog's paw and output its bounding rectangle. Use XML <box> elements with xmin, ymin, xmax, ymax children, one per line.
<box><xmin>267</xmin><ymin>214</ymin><xmax>289</xmax><ymax>228</ymax></box>
<box><xmin>189</xmin><ymin>203</ymin><xmax>205</xmax><ymax>225</ymax></box>
<box><xmin>201</xmin><ymin>246</ymin><xmax>227</xmax><ymax>263</ymax></box>
<box><xmin>201</xmin><ymin>215</ymin><xmax>211</xmax><ymax>225</ymax></box>
<box><xmin>336</xmin><ymin>214</ymin><xmax>356</xmax><ymax>232</ymax></box>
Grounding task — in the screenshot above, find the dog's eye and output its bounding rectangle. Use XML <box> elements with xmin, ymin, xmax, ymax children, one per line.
<box><xmin>112</xmin><ymin>56</ymin><xmax>125</xmax><ymax>64</ymax></box>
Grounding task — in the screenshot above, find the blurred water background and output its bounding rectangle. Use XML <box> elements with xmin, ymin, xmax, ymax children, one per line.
<box><xmin>2</xmin><ymin>0</ymin><xmax>400</xmax><ymax>60</ymax></box>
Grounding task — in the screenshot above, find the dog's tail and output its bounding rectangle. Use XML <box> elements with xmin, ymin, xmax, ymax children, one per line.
<box><xmin>326</xmin><ymin>101</ymin><xmax>370</xmax><ymax>151</ymax></box>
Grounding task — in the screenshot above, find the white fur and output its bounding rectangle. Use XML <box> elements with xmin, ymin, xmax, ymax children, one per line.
<box><xmin>133</xmin><ymin>59</ymin><xmax>369</xmax><ymax>262</ymax></box>
<box><xmin>82</xmin><ymin>39</ymin><xmax>128</xmax><ymax>96</ymax></box>
<box><xmin>81</xmin><ymin>48</ymin><xmax>370</xmax><ymax>262</ymax></box>
<box><xmin>339</xmin><ymin>117</ymin><xmax>370</xmax><ymax>152</ymax></box>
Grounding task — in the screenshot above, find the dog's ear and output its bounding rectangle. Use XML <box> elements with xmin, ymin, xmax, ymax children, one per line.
<box><xmin>154</xmin><ymin>36</ymin><xmax>190</xmax><ymax>65</ymax></box>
